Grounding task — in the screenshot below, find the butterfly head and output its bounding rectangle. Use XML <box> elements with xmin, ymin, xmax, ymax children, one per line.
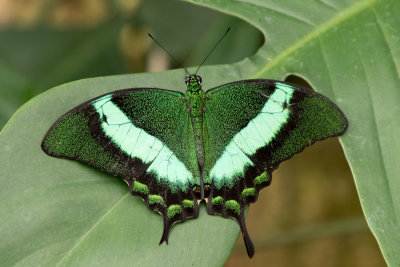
<box><xmin>185</xmin><ymin>74</ymin><xmax>202</xmax><ymax>93</ymax></box>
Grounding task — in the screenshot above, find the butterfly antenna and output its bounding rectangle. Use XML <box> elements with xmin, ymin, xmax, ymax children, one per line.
<box><xmin>147</xmin><ymin>33</ymin><xmax>191</xmax><ymax>77</ymax></box>
<box><xmin>194</xmin><ymin>27</ymin><xmax>230</xmax><ymax>75</ymax></box>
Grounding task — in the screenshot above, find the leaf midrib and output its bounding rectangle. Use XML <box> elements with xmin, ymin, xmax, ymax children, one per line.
<box><xmin>251</xmin><ymin>0</ymin><xmax>377</xmax><ymax>78</ymax></box>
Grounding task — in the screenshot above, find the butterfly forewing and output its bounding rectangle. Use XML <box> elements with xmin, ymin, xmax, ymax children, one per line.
<box><xmin>41</xmin><ymin>88</ymin><xmax>201</xmax><ymax>243</ymax></box>
<box><xmin>203</xmin><ymin>79</ymin><xmax>348</xmax><ymax>224</ymax></box>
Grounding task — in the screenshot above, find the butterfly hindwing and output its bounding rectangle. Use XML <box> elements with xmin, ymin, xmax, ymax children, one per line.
<box><xmin>203</xmin><ymin>80</ymin><xmax>348</xmax><ymax>255</ymax></box>
<box><xmin>41</xmin><ymin>88</ymin><xmax>201</xmax><ymax>243</ymax></box>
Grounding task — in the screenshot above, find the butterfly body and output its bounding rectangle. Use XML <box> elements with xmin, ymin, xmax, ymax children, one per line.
<box><xmin>42</xmin><ymin>74</ymin><xmax>348</xmax><ymax>258</ymax></box>
<box><xmin>185</xmin><ymin>76</ymin><xmax>206</xmax><ymax>190</ymax></box>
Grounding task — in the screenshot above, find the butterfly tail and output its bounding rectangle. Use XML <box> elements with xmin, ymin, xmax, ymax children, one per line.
<box><xmin>240</xmin><ymin>205</ymin><xmax>254</xmax><ymax>258</ymax></box>
<box><xmin>159</xmin><ymin>199</ymin><xmax>200</xmax><ymax>245</ymax></box>
<box><xmin>159</xmin><ymin>214</ymin><xmax>170</xmax><ymax>245</ymax></box>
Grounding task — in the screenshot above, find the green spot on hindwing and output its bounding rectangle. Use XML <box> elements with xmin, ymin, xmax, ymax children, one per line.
<box><xmin>148</xmin><ymin>194</ymin><xmax>165</xmax><ymax>205</ymax></box>
<box><xmin>132</xmin><ymin>181</ymin><xmax>149</xmax><ymax>195</ymax></box>
<box><xmin>254</xmin><ymin>171</ymin><xmax>270</xmax><ymax>185</ymax></box>
<box><xmin>182</xmin><ymin>199</ymin><xmax>194</xmax><ymax>209</ymax></box>
<box><xmin>241</xmin><ymin>188</ymin><xmax>256</xmax><ymax>199</ymax></box>
<box><xmin>225</xmin><ymin>200</ymin><xmax>240</xmax><ymax>215</ymax></box>
<box><xmin>211</xmin><ymin>196</ymin><xmax>224</xmax><ymax>206</ymax></box>
<box><xmin>167</xmin><ymin>205</ymin><xmax>182</xmax><ymax>219</ymax></box>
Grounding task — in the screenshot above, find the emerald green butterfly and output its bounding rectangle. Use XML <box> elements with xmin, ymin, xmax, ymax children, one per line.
<box><xmin>41</xmin><ymin>31</ymin><xmax>348</xmax><ymax>258</ymax></box>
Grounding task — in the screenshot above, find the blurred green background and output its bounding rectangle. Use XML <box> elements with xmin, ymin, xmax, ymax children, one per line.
<box><xmin>0</xmin><ymin>0</ymin><xmax>386</xmax><ymax>266</ymax></box>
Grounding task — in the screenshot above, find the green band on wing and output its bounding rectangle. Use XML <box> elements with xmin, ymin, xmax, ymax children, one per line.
<box><xmin>167</xmin><ymin>205</ymin><xmax>182</xmax><ymax>219</ymax></box>
<box><xmin>92</xmin><ymin>95</ymin><xmax>193</xmax><ymax>190</ymax></box>
<box><xmin>210</xmin><ymin>84</ymin><xmax>294</xmax><ymax>188</ymax></box>
<box><xmin>148</xmin><ymin>194</ymin><xmax>165</xmax><ymax>205</ymax></box>
<box><xmin>225</xmin><ymin>200</ymin><xmax>240</xmax><ymax>215</ymax></box>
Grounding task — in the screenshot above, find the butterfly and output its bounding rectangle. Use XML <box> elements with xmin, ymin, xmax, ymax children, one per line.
<box><xmin>41</xmin><ymin>29</ymin><xmax>348</xmax><ymax>258</ymax></box>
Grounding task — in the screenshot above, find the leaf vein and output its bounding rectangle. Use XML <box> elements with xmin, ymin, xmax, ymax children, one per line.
<box><xmin>252</xmin><ymin>0</ymin><xmax>377</xmax><ymax>78</ymax></box>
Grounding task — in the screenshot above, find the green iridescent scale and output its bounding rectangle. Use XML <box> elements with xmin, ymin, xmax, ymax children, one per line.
<box><xmin>42</xmin><ymin>74</ymin><xmax>348</xmax><ymax>258</ymax></box>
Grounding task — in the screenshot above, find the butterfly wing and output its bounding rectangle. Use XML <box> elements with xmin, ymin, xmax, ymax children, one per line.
<box><xmin>204</xmin><ymin>80</ymin><xmax>348</xmax><ymax>257</ymax></box>
<box><xmin>42</xmin><ymin>88</ymin><xmax>200</xmax><ymax>243</ymax></box>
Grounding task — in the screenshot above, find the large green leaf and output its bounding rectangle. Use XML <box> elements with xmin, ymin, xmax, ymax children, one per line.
<box><xmin>1</xmin><ymin>0</ymin><xmax>399</xmax><ymax>266</ymax></box>
<box><xmin>188</xmin><ymin>0</ymin><xmax>400</xmax><ymax>264</ymax></box>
